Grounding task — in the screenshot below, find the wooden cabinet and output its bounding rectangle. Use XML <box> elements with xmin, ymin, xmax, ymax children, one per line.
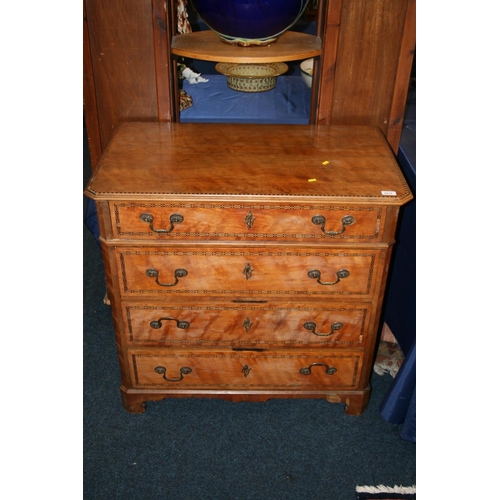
<box><xmin>83</xmin><ymin>0</ymin><xmax>415</xmax><ymax>168</ymax></box>
<box><xmin>84</xmin><ymin>122</ymin><xmax>412</xmax><ymax>414</ymax></box>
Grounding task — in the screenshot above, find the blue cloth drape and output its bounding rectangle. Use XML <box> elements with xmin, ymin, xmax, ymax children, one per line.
<box><xmin>380</xmin><ymin>340</ymin><xmax>416</xmax><ymax>442</ymax></box>
<box><xmin>84</xmin><ymin>198</ymin><xmax>100</xmax><ymax>245</ymax></box>
<box><xmin>380</xmin><ymin>83</ymin><xmax>416</xmax><ymax>442</ymax></box>
<box><xmin>179</xmin><ymin>74</ymin><xmax>311</xmax><ymax>125</ymax></box>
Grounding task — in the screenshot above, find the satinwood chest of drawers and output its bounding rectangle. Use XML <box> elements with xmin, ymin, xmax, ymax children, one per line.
<box><xmin>85</xmin><ymin>122</ymin><xmax>412</xmax><ymax>415</ymax></box>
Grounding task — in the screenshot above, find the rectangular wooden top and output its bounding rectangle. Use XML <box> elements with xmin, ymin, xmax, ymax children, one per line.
<box><xmin>85</xmin><ymin>122</ymin><xmax>412</xmax><ymax>205</ymax></box>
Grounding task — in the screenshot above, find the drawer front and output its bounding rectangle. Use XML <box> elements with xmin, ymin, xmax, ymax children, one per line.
<box><xmin>116</xmin><ymin>247</ymin><xmax>380</xmax><ymax>297</ymax></box>
<box><xmin>111</xmin><ymin>203</ymin><xmax>385</xmax><ymax>242</ymax></box>
<box><xmin>129</xmin><ymin>349</ymin><xmax>363</xmax><ymax>390</ymax></box>
<box><xmin>122</xmin><ymin>303</ymin><xmax>371</xmax><ymax>347</ymax></box>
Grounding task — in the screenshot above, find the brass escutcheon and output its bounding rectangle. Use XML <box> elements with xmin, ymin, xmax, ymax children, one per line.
<box><xmin>242</xmin><ymin>317</ymin><xmax>253</xmax><ymax>332</ymax></box>
<box><xmin>244</xmin><ymin>211</ymin><xmax>256</xmax><ymax>229</ymax></box>
<box><xmin>243</xmin><ymin>263</ymin><xmax>253</xmax><ymax>280</ymax></box>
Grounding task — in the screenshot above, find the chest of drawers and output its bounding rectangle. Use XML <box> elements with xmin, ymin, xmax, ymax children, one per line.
<box><xmin>84</xmin><ymin>122</ymin><xmax>412</xmax><ymax>415</ymax></box>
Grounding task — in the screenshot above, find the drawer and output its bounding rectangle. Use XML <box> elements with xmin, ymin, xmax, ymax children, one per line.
<box><xmin>128</xmin><ymin>349</ymin><xmax>363</xmax><ymax>390</ymax></box>
<box><xmin>110</xmin><ymin>202</ymin><xmax>386</xmax><ymax>242</ymax></box>
<box><xmin>122</xmin><ymin>302</ymin><xmax>371</xmax><ymax>347</ymax></box>
<box><xmin>116</xmin><ymin>247</ymin><xmax>380</xmax><ymax>297</ymax></box>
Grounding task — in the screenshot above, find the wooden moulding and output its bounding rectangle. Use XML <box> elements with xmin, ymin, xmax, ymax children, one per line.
<box><xmin>171</xmin><ymin>30</ymin><xmax>322</xmax><ymax>63</ymax></box>
<box><xmin>121</xmin><ymin>386</ymin><xmax>371</xmax><ymax>415</ymax></box>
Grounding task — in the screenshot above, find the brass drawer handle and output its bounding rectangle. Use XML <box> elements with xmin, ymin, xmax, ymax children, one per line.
<box><xmin>150</xmin><ymin>317</ymin><xmax>190</xmax><ymax>330</ymax></box>
<box><xmin>303</xmin><ymin>321</ymin><xmax>344</xmax><ymax>336</ymax></box>
<box><xmin>140</xmin><ymin>212</ymin><xmax>184</xmax><ymax>234</ymax></box>
<box><xmin>154</xmin><ymin>366</ymin><xmax>192</xmax><ymax>382</ymax></box>
<box><xmin>146</xmin><ymin>268</ymin><xmax>188</xmax><ymax>287</ymax></box>
<box><xmin>311</xmin><ymin>215</ymin><xmax>355</xmax><ymax>236</ymax></box>
<box><xmin>300</xmin><ymin>363</ymin><xmax>337</xmax><ymax>376</ymax></box>
<box><xmin>308</xmin><ymin>269</ymin><xmax>349</xmax><ymax>285</ymax></box>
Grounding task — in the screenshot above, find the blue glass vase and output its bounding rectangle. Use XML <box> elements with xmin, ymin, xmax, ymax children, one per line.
<box><xmin>191</xmin><ymin>0</ymin><xmax>310</xmax><ymax>46</ymax></box>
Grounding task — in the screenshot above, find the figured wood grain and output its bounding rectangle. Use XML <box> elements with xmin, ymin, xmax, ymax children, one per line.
<box><xmin>116</xmin><ymin>246</ymin><xmax>379</xmax><ymax>297</ymax></box>
<box><xmin>171</xmin><ymin>30</ymin><xmax>322</xmax><ymax>63</ymax></box>
<box><xmin>112</xmin><ymin>202</ymin><xmax>386</xmax><ymax>242</ymax></box>
<box><xmin>129</xmin><ymin>349</ymin><xmax>363</xmax><ymax>390</ymax></box>
<box><xmin>84</xmin><ymin>123</ymin><xmax>412</xmax><ymax>205</ymax></box>
<box><xmin>122</xmin><ymin>302</ymin><xmax>370</xmax><ymax>347</ymax></box>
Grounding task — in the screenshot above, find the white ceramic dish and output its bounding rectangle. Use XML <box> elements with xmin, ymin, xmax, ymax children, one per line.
<box><xmin>300</xmin><ymin>58</ymin><xmax>313</xmax><ymax>88</ymax></box>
